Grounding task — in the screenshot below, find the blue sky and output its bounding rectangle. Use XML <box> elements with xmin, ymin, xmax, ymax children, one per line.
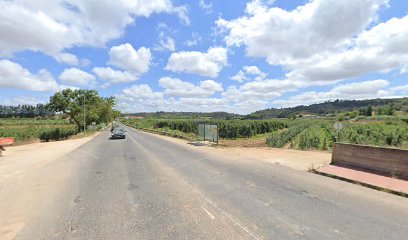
<box><xmin>0</xmin><ymin>0</ymin><xmax>407</xmax><ymax>114</ymax></box>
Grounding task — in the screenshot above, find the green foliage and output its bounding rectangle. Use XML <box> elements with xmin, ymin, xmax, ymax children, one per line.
<box><xmin>122</xmin><ymin>116</ymin><xmax>408</xmax><ymax>150</ymax></box>
<box><xmin>402</xmin><ymin>115</ymin><xmax>408</xmax><ymax>124</ymax></box>
<box><xmin>0</xmin><ymin>118</ymin><xmax>77</xmax><ymax>142</ymax></box>
<box><xmin>48</xmin><ymin>89</ymin><xmax>119</xmax><ymax>131</ymax></box>
<box><xmin>39</xmin><ymin>128</ymin><xmax>77</xmax><ymax>142</ymax></box>
<box><xmin>251</xmin><ymin>97</ymin><xmax>407</xmax><ymax>118</ymax></box>
<box><xmin>297</xmin><ymin>124</ymin><xmax>334</xmax><ymax>150</ymax></box>
<box><xmin>339</xmin><ymin>123</ymin><xmax>408</xmax><ymax>147</ymax></box>
<box><xmin>266</xmin><ymin>122</ymin><xmax>311</xmax><ymax>147</ymax></box>
<box><xmin>0</xmin><ymin>118</ymin><xmax>70</xmax><ymax>126</ymax></box>
<box><xmin>126</xmin><ymin>111</ymin><xmax>241</xmax><ymax>119</ymax></box>
<box><xmin>122</xmin><ymin>119</ymin><xmax>287</xmax><ymax>139</ymax></box>
<box><xmin>366</xmin><ymin>106</ymin><xmax>373</xmax><ymax>116</ymax></box>
<box><xmin>0</xmin><ymin>104</ymin><xmax>51</xmax><ymax>118</ymax></box>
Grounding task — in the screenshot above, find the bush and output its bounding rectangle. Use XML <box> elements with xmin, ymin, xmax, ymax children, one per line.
<box><xmin>402</xmin><ymin>115</ymin><xmax>408</xmax><ymax>124</ymax></box>
<box><xmin>339</xmin><ymin>123</ymin><xmax>408</xmax><ymax>147</ymax></box>
<box><xmin>266</xmin><ymin>122</ymin><xmax>311</xmax><ymax>147</ymax></box>
<box><xmin>122</xmin><ymin>119</ymin><xmax>288</xmax><ymax>139</ymax></box>
<box><xmin>40</xmin><ymin>128</ymin><xmax>77</xmax><ymax>142</ymax></box>
<box><xmin>297</xmin><ymin>125</ymin><xmax>333</xmax><ymax>150</ymax></box>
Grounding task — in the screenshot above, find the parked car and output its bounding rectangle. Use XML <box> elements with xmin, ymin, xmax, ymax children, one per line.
<box><xmin>110</xmin><ymin>128</ymin><xmax>126</xmax><ymax>139</ymax></box>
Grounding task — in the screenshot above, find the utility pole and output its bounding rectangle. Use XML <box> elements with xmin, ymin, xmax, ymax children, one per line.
<box><xmin>83</xmin><ymin>94</ymin><xmax>86</xmax><ymax>135</ymax></box>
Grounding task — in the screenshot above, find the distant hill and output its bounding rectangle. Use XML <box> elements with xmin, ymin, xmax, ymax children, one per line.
<box><xmin>124</xmin><ymin>98</ymin><xmax>408</xmax><ymax>119</ymax></box>
<box><xmin>246</xmin><ymin>98</ymin><xmax>408</xmax><ymax>119</ymax></box>
<box><xmin>125</xmin><ymin>111</ymin><xmax>242</xmax><ymax>119</ymax></box>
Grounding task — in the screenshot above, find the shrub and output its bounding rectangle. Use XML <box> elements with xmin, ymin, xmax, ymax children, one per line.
<box><xmin>40</xmin><ymin>128</ymin><xmax>77</xmax><ymax>142</ymax></box>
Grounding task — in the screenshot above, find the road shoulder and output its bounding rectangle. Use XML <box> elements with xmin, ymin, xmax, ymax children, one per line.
<box><xmin>0</xmin><ymin>132</ymin><xmax>101</xmax><ymax>240</ymax></box>
<box><xmin>126</xmin><ymin>127</ymin><xmax>331</xmax><ymax>172</ymax></box>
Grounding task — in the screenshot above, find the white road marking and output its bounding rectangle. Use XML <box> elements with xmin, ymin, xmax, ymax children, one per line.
<box><xmin>127</xmin><ymin>133</ymin><xmax>138</xmax><ymax>144</ymax></box>
<box><xmin>125</xmin><ymin>126</ymin><xmax>263</xmax><ymax>240</ymax></box>
<box><xmin>203</xmin><ymin>197</ymin><xmax>263</xmax><ymax>240</ymax></box>
<box><xmin>201</xmin><ymin>206</ymin><xmax>215</xmax><ymax>220</ymax></box>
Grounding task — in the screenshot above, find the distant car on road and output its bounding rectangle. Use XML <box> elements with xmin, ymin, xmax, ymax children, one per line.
<box><xmin>110</xmin><ymin>128</ymin><xmax>126</xmax><ymax>139</ymax></box>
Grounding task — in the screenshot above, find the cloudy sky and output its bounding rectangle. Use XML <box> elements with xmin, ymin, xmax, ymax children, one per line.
<box><xmin>0</xmin><ymin>0</ymin><xmax>407</xmax><ymax>114</ymax></box>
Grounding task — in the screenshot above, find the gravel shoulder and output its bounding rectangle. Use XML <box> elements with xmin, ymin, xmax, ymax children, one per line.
<box><xmin>0</xmin><ymin>132</ymin><xmax>100</xmax><ymax>240</ymax></box>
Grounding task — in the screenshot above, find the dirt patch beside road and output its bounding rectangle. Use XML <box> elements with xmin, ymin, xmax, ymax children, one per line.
<box><xmin>134</xmin><ymin>129</ymin><xmax>331</xmax><ymax>172</ymax></box>
<box><xmin>0</xmin><ymin>132</ymin><xmax>100</xmax><ymax>240</ymax></box>
<box><xmin>218</xmin><ymin>138</ymin><xmax>267</xmax><ymax>147</ymax></box>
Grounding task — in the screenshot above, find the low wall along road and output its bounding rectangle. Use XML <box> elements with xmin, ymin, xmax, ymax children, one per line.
<box><xmin>0</xmin><ymin>138</ymin><xmax>14</xmax><ymax>157</ymax></box>
<box><xmin>332</xmin><ymin>143</ymin><xmax>408</xmax><ymax>179</ymax></box>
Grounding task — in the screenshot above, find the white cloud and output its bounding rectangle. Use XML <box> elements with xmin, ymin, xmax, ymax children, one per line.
<box><xmin>287</xmin><ymin>14</ymin><xmax>408</xmax><ymax>82</ymax></box>
<box><xmin>244</xmin><ymin>66</ymin><xmax>263</xmax><ymax>76</ymax></box>
<box><xmin>217</xmin><ymin>0</ymin><xmax>387</xmax><ymax>66</ymax></box>
<box><xmin>59</xmin><ymin>68</ymin><xmax>96</xmax><ymax>87</ymax></box>
<box><xmin>390</xmin><ymin>84</ymin><xmax>408</xmax><ymax>94</ymax></box>
<box><xmin>108</xmin><ymin>43</ymin><xmax>151</xmax><ymax>75</ymax></box>
<box><xmin>154</xmin><ymin>32</ymin><xmax>176</xmax><ymax>52</ymax></box>
<box><xmin>184</xmin><ymin>32</ymin><xmax>202</xmax><ymax>47</ymax></box>
<box><xmin>121</xmin><ymin>84</ymin><xmax>163</xmax><ymax>101</ymax></box>
<box><xmin>217</xmin><ymin>0</ymin><xmax>408</xmax><ymax>84</ymax></box>
<box><xmin>0</xmin><ymin>59</ymin><xmax>58</xmax><ymax>92</ymax></box>
<box><xmin>116</xmin><ymin>84</ymin><xmax>164</xmax><ymax>112</ymax></box>
<box><xmin>171</xmin><ymin>5</ymin><xmax>190</xmax><ymax>25</ymax></box>
<box><xmin>199</xmin><ymin>0</ymin><xmax>213</xmax><ymax>14</ymax></box>
<box><xmin>0</xmin><ymin>0</ymin><xmax>189</xmax><ymax>60</ymax></box>
<box><xmin>93</xmin><ymin>67</ymin><xmax>137</xmax><ymax>84</ymax></box>
<box><xmin>116</xmin><ymin>85</ymin><xmax>232</xmax><ymax>113</ymax></box>
<box><xmin>223</xmin><ymin>78</ymin><xmax>306</xmax><ymax>103</ymax></box>
<box><xmin>93</xmin><ymin>43</ymin><xmax>151</xmax><ymax>84</ymax></box>
<box><xmin>159</xmin><ymin>77</ymin><xmax>223</xmax><ymax>97</ymax></box>
<box><xmin>231</xmin><ymin>70</ymin><xmax>248</xmax><ymax>82</ymax></box>
<box><xmin>0</xmin><ymin>95</ymin><xmax>48</xmax><ymax>106</ymax></box>
<box><xmin>55</xmin><ymin>53</ymin><xmax>79</xmax><ymax>66</ymax></box>
<box><xmin>231</xmin><ymin>65</ymin><xmax>267</xmax><ymax>82</ymax></box>
<box><xmin>273</xmin><ymin>80</ymin><xmax>392</xmax><ymax>107</ymax></box>
<box><xmin>165</xmin><ymin>47</ymin><xmax>228</xmax><ymax>77</ymax></box>
<box><xmin>115</xmin><ymin>79</ymin><xmax>269</xmax><ymax>114</ymax></box>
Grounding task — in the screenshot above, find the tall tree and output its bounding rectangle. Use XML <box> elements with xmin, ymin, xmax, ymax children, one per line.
<box><xmin>48</xmin><ymin>89</ymin><xmax>118</xmax><ymax>131</ymax></box>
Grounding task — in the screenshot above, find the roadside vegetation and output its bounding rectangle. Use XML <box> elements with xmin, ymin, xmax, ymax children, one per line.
<box><xmin>122</xmin><ymin>114</ymin><xmax>408</xmax><ymax>151</ymax></box>
<box><xmin>121</xmin><ymin>118</ymin><xmax>288</xmax><ymax>139</ymax></box>
<box><xmin>0</xmin><ymin>118</ymin><xmax>77</xmax><ymax>143</ymax></box>
<box><xmin>0</xmin><ymin>89</ymin><xmax>120</xmax><ymax>143</ymax></box>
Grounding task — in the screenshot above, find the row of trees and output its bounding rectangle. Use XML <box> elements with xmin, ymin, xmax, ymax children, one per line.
<box><xmin>249</xmin><ymin>98</ymin><xmax>407</xmax><ymax>118</ymax></box>
<box><xmin>0</xmin><ymin>104</ymin><xmax>52</xmax><ymax>118</ymax></box>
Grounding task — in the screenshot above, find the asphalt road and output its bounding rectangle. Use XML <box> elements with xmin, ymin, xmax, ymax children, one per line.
<box><xmin>14</xmin><ymin>126</ymin><xmax>408</xmax><ymax>240</ymax></box>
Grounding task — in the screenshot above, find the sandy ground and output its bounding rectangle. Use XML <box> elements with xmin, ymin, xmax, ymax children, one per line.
<box><xmin>0</xmin><ymin>133</ymin><xmax>100</xmax><ymax>240</ymax></box>
<box><xmin>139</xmin><ymin>131</ymin><xmax>332</xmax><ymax>172</ymax></box>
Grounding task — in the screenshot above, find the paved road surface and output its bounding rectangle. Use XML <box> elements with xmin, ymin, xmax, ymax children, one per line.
<box><xmin>14</xmin><ymin>126</ymin><xmax>408</xmax><ymax>239</ymax></box>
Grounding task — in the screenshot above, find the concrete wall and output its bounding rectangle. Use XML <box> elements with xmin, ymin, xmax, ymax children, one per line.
<box><xmin>332</xmin><ymin>143</ymin><xmax>408</xmax><ymax>179</ymax></box>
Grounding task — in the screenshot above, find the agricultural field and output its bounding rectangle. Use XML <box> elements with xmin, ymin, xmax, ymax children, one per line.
<box><xmin>122</xmin><ymin>117</ymin><xmax>408</xmax><ymax>150</ymax></box>
<box><xmin>0</xmin><ymin>118</ymin><xmax>78</xmax><ymax>143</ymax></box>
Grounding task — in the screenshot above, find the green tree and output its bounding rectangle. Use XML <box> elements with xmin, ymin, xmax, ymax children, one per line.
<box><xmin>385</xmin><ymin>105</ymin><xmax>395</xmax><ymax>115</ymax></box>
<box><xmin>365</xmin><ymin>106</ymin><xmax>373</xmax><ymax>116</ymax></box>
<box><xmin>48</xmin><ymin>89</ymin><xmax>118</xmax><ymax>131</ymax></box>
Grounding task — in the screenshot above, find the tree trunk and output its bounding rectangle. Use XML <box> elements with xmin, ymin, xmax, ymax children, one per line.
<box><xmin>73</xmin><ymin>118</ymin><xmax>82</xmax><ymax>132</ymax></box>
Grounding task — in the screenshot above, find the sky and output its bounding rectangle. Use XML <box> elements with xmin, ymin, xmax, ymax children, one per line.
<box><xmin>0</xmin><ymin>0</ymin><xmax>407</xmax><ymax>114</ymax></box>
